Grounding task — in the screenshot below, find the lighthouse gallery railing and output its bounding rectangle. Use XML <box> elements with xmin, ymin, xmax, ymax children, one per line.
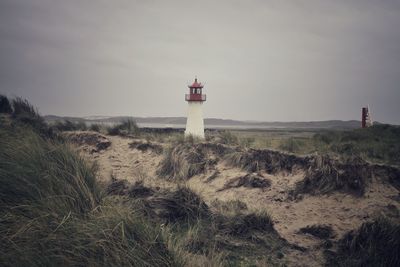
<box><xmin>185</xmin><ymin>94</ymin><xmax>206</xmax><ymax>101</ymax></box>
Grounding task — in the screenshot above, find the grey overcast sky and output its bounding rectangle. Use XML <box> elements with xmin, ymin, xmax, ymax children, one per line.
<box><xmin>0</xmin><ymin>0</ymin><xmax>399</xmax><ymax>123</ymax></box>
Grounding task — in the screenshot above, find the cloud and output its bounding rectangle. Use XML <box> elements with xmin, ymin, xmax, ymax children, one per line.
<box><xmin>0</xmin><ymin>0</ymin><xmax>399</xmax><ymax>123</ymax></box>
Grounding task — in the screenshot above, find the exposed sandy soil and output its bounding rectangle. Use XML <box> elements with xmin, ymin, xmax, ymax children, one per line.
<box><xmin>71</xmin><ymin>131</ymin><xmax>400</xmax><ymax>267</ymax></box>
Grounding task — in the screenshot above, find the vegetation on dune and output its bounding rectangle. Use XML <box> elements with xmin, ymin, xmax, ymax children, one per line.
<box><xmin>156</xmin><ymin>131</ymin><xmax>399</xmax><ymax>197</ymax></box>
<box><xmin>9</xmin><ymin>96</ymin><xmax>51</xmax><ymax>137</ymax></box>
<box><xmin>298</xmin><ymin>224</ymin><xmax>335</xmax><ymax>239</ymax></box>
<box><xmin>224</xmin><ymin>148</ymin><xmax>307</xmax><ymax>174</ymax></box>
<box><xmin>3</xmin><ymin>96</ymin><xmax>400</xmax><ymax>266</ymax></box>
<box><xmin>225</xmin><ymin>125</ymin><xmax>400</xmax><ymax>166</ymax></box>
<box><xmin>0</xmin><ymin>122</ymin><xmax>179</xmax><ymax>266</ymax></box>
<box><xmin>157</xmin><ymin>142</ymin><xmax>217</xmax><ymax>181</ymax></box>
<box><xmin>108</xmin><ymin>183</ymin><xmax>288</xmax><ymax>265</ymax></box>
<box><xmin>325</xmin><ymin>217</ymin><xmax>400</xmax><ymax>267</ymax></box>
<box><xmin>107</xmin><ymin>118</ymin><xmax>139</xmax><ymax>136</ymax></box>
<box><xmin>217</xmin><ymin>173</ymin><xmax>271</xmax><ymax>191</ymax></box>
<box><xmin>293</xmin><ymin>155</ymin><xmax>371</xmax><ymax>197</ymax></box>
<box><xmin>129</xmin><ymin>140</ymin><xmax>163</xmax><ymax>154</ymax></box>
<box><xmin>0</xmin><ymin>95</ymin><xmax>12</xmax><ymax>113</ymax></box>
<box><xmin>52</xmin><ymin>119</ymin><xmax>88</xmax><ymax>131</ymax></box>
<box><xmin>313</xmin><ymin>124</ymin><xmax>400</xmax><ymax>166</ymax></box>
<box><xmin>64</xmin><ymin>131</ymin><xmax>112</xmax><ymax>153</ymax></box>
<box><xmin>89</xmin><ymin>123</ymin><xmax>102</xmax><ymax>132</ymax></box>
<box><xmin>0</xmin><ymin>126</ymin><xmax>100</xmax><ymax>215</ymax></box>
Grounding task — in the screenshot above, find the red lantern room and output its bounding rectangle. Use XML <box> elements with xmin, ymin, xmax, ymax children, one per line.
<box><xmin>185</xmin><ymin>77</ymin><xmax>206</xmax><ymax>102</ymax></box>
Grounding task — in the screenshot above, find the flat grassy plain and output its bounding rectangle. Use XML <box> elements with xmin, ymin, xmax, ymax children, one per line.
<box><xmin>223</xmin><ymin>126</ymin><xmax>400</xmax><ymax>166</ymax></box>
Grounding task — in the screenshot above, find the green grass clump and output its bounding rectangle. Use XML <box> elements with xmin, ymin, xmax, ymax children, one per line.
<box><xmin>157</xmin><ymin>143</ymin><xmax>214</xmax><ymax>180</ymax></box>
<box><xmin>224</xmin><ymin>148</ymin><xmax>306</xmax><ymax>174</ymax></box>
<box><xmin>118</xmin><ymin>183</ymin><xmax>286</xmax><ymax>266</ymax></box>
<box><xmin>0</xmin><ymin>126</ymin><xmax>100</xmax><ymax>214</ymax></box>
<box><xmin>326</xmin><ymin>217</ymin><xmax>400</xmax><ymax>266</ymax></box>
<box><xmin>10</xmin><ymin>97</ymin><xmax>50</xmax><ymax>137</ymax></box>
<box><xmin>146</xmin><ymin>186</ymin><xmax>210</xmax><ymax>224</ymax></box>
<box><xmin>293</xmin><ymin>155</ymin><xmax>371</xmax><ymax>197</ymax></box>
<box><xmin>214</xmin><ymin>211</ymin><xmax>274</xmax><ymax>236</ymax></box>
<box><xmin>107</xmin><ymin>119</ymin><xmax>139</xmax><ymax>136</ymax></box>
<box><xmin>278</xmin><ymin>137</ymin><xmax>308</xmax><ymax>153</ymax></box>
<box><xmin>0</xmin><ymin>95</ymin><xmax>12</xmax><ymax>113</ymax></box>
<box><xmin>89</xmin><ymin>123</ymin><xmax>102</xmax><ymax>132</ymax></box>
<box><xmin>314</xmin><ymin>125</ymin><xmax>400</xmax><ymax>166</ymax></box>
<box><xmin>52</xmin><ymin>119</ymin><xmax>88</xmax><ymax>131</ymax></box>
<box><xmin>0</xmin><ymin>124</ymin><xmax>180</xmax><ymax>266</ymax></box>
<box><xmin>231</xmin><ymin>125</ymin><xmax>400</xmax><ymax>166</ymax></box>
<box><xmin>299</xmin><ymin>224</ymin><xmax>334</xmax><ymax>239</ymax></box>
<box><xmin>217</xmin><ymin>130</ymin><xmax>240</xmax><ymax>145</ymax></box>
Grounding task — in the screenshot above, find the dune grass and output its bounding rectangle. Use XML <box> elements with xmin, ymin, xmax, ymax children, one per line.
<box><xmin>0</xmin><ymin>124</ymin><xmax>180</xmax><ymax>266</ymax></box>
<box><xmin>107</xmin><ymin>119</ymin><xmax>139</xmax><ymax>136</ymax></box>
<box><xmin>325</xmin><ymin>217</ymin><xmax>400</xmax><ymax>266</ymax></box>
<box><xmin>52</xmin><ymin>119</ymin><xmax>88</xmax><ymax>131</ymax></box>
<box><xmin>157</xmin><ymin>143</ymin><xmax>214</xmax><ymax>181</ymax></box>
<box><xmin>0</xmin><ymin>95</ymin><xmax>12</xmax><ymax>113</ymax></box>
<box><xmin>114</xmin><ymin>183</ymin><xmax>286</xmax><ymax>266</ymax></box>
<box><xmin>292</xmin><ymin>155</ymin><xmax>371</xmax><ymax>197</ymax></box>
<box><xmin>299</xmin><ymin>224</ymin><xmax>334</xmax><ymax>239</ymax></box>
<box><xmin>224</xmin><ymin>148</ymin><xmax>306</xmax><ymax>174</ymax></box>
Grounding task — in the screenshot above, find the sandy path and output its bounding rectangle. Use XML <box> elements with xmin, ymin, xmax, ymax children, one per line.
<box><xmin>78</xmin><ymin>133</ymin><xmax>400</xmax><ymax>267</ymax></box>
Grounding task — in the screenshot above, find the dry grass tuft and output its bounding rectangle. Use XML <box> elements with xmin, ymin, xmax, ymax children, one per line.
<box><xmin>217</xmin><ymin>173</ymin><xmax>271</xmax><ymax>191</ymax></box>
<box><xmin>224</xmin><ymin>148</ymin><xmax>307</xmax><ymax>174</ymax></box>
<box><xmin>129</xmin><ymin>140</ymin><xmax>163</xmax><ymax>154</ymax></box>
<box><xmin>157</xmin><ymin>143</ymin><xmax>217</xmax><ymax>180</ymax></box>
<box><xmin>298</xmin><ymin>224</ymin><xmax>334</xmax><ymax>239</ymax></box>
<box><xmin>0</xmin><ymin>124</ymin><xmax>180</xmax><ymax>266</ymax></box>
<box><xmin>325</xmin><ymin>217</ymin><xmax>400</xmax><ymax>266</ymax></box>
<box><xmin>64</xmin><ymin>131</ymin><xmax>111</xmax><ymax>153</ymax></box>
<box><xmin>146</xmin><ymin>186</ymin><xmax>211</xmax><ymax>223</ymax></box>
<box><xmin>293</xmin><ymin>155</ymin><xmax>371</xmax><ymax>197</ymax></box>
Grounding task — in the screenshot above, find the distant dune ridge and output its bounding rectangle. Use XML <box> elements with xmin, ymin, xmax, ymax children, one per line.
<box><xmin>44</xmin><ymin>115</ymin><xmax>362</xmax><ymax>129</ymax></box>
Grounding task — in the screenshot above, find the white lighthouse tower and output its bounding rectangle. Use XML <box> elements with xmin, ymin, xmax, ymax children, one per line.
<box><xmin>185</xmin><ymin>77</ymin><xmax>206</xmax><ymax>139</ymax></box>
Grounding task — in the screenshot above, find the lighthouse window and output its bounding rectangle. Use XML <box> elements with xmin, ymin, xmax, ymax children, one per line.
<box><xmin>192</xmin><ymin>88</ymin><xmax>195</xmax><ymax>94</ymax></box>
<box><xmin>197</xmin><ymin>89</ymin><xmax>201</xmax><ymax>94</ymax></box>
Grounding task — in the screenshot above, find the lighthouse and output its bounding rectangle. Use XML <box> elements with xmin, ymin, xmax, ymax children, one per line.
<box><xmin>361</xmin><ymin>105</ymin><xmax>373</xmax><ymax>128</ymax></box>
<box><xmin>185</xmin><ymin>77</ymin><xmax>206</xmax><ymax>139</ymax></box>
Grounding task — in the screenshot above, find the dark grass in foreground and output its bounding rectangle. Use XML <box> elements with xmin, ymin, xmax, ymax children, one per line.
<box><xmin>325</xmin><ymin>217</ymin><xmax>400</xmax><ymax>267</ymax></box>
<box><xmin>107</xmin><ymin>181</ymin><xmax>288</xmax><ymax>265</ymax></box>
<box><xmin>0</xmin><ymin>124</ymin><xmax>180</xmax><ymax>267</ymax></box>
